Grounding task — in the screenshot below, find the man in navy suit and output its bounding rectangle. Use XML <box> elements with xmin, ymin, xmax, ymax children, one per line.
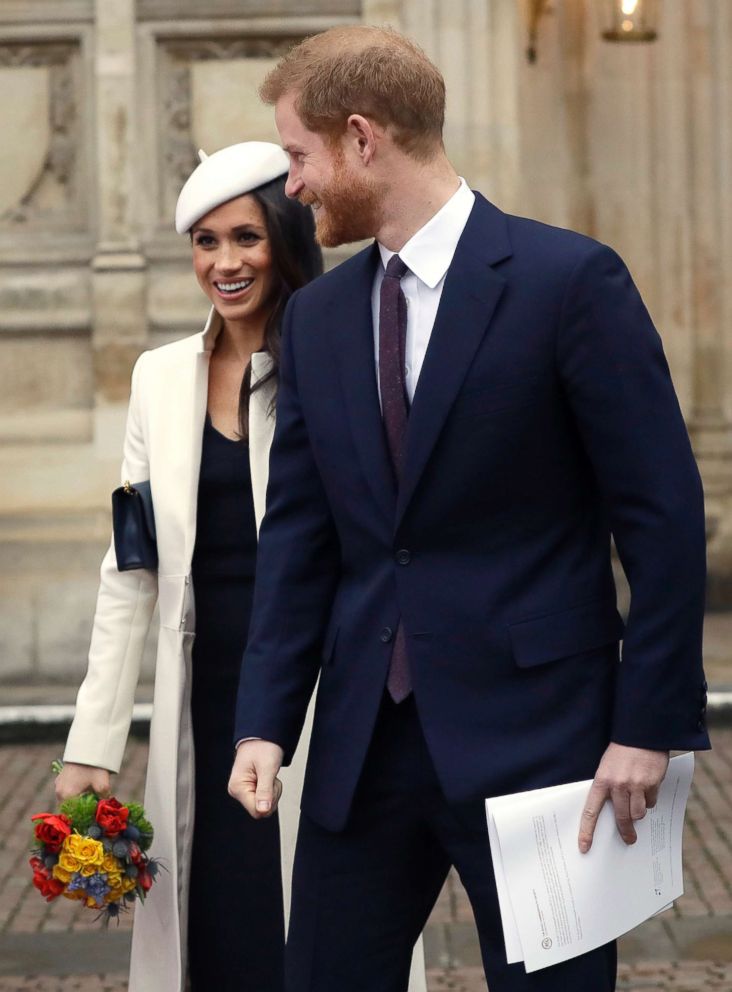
<box><xmin>229</xmin><ymin>25</ymin><xmax>710</xmax><ymax>992</ymax></box>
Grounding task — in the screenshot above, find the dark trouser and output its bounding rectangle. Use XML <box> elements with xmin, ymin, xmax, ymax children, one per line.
<box><xmin>187</xmin><ymin>723</ymin><xmax>285</xmax><ymax>991</ymax></box>
<box><xmin>286</xmin><ymin>693</ymin><xmax>616</xmax><ymax>992</ymax></box>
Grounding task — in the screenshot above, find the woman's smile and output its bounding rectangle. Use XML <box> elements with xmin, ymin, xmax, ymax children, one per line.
<box><xmin>213</xmin><ymin>277</ymin><xmax>255</xmax><ymax>301</ymax></box>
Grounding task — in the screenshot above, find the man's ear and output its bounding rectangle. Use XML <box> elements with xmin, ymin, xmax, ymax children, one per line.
<box><xmin>345</xmin><ymin>114</ymin><xmax>381</xmax><ymax>165</ymax></box>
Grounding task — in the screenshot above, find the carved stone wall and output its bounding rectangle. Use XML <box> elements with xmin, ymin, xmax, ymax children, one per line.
<box><xmin>0</xmin><ymin>2</ymin><xmax>360</xmax><ymax>686</ymax></box>
<box><xmin>2</xmin><ymin>0</ymin><xmax>732</xmax><ymax>687</ymax></box>
<box><xmin>0</xmin><ymin>43</ymin><xmax>83</xmax><ymax>230</ymax></box>
<box><xmin>0</xmin><ymin>27</ymin><xmax>93</xmax><ymax>477</ymax></box>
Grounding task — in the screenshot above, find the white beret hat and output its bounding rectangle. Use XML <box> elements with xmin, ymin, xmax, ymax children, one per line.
<box><xmin>174</xmin><ymin>141</ymin><xmax>290</xmax><ymax>234</ymax></box>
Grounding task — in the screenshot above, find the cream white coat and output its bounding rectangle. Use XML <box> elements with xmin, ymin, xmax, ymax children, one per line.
<box><xmin>64</xmin><ymin>308</ymin><xmax>426</xmax><ymax>992</ymax></box>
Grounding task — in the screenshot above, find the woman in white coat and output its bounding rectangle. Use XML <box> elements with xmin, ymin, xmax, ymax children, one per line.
<box><xmin>56</xmin><ymin>141</ymin><xmax>428</xmax><ymax>992</ymax></box>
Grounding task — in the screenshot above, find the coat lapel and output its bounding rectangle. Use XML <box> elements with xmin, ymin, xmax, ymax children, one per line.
<box><xmin>180</xmin><ymin>311</ymin><xmax>218</xmax><ymax>567</ymax></box>
<box><xmin>330</xmin><ymin>244</ymin><xmax>397</xmax><ymax>526</ymax></box>
<box><xmin>183</xmin><ymin>352</ymin><xmax>209</xmax><ymax>566</ymax></box>
<box><xmin>396</xmin><ymin>196</ymin><xmax>512</xmax><ymax>528</ymax></box>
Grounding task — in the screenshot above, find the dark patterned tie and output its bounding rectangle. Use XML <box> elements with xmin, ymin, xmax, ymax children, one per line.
<box><xmin>379</xmin><ymin>254</ymin><xmax>412</xmax><ymax>703</ymax></box>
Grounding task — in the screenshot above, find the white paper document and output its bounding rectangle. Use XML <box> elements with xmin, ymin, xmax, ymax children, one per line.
<box><xmin>485</xmin><ymin>752</ymin><xmax>694</xmax><ymax>973</ymax></box>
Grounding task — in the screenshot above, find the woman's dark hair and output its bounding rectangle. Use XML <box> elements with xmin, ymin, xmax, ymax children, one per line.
<box><xmin>237</xmin><ymin>174</ymin><xmax>323</xmax><ymax>437</ymax></box>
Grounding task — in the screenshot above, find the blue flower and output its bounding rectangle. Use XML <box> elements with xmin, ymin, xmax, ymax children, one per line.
<box><xmin>85</xmin><ymin>873</ymin><xmax>111</xmax><ymax>906</ymax></box>
<box><xmin>112</xmin><ymin>840</ymin><xmax>129</xmax><ymax>859</ymax></box>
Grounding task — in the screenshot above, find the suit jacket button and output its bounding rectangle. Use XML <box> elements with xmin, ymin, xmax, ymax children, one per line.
<box><xmin>396</xmin><ymin>549</ymin><xmax>411</xmax><ymax>565</ymax></box>
<box><xmin>380</xmin><ymin>627</ymin><xmax>393</xmax><ymax>643</ymax></box>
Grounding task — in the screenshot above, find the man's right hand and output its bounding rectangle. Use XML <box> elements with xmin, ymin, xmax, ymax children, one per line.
<box><xmin>228</xmin><ymin>740</ymin><xmax>284</xmax><ymax>819</ymax></box>
<box><xmin>55</xmin><ymin>762</ymin><xmax>111</xmax><ymax>801</ymax></box>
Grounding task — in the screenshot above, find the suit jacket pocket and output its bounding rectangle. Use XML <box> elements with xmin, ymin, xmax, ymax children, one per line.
<box><xmin>451</xmin><ymin>378</ymin><xmax>541</xmax><ymax>419</ymax></box>
<box><xmin>508</xmin><ymin>598</ymin><xmax>625</xmax><ymax>668</ymax></box>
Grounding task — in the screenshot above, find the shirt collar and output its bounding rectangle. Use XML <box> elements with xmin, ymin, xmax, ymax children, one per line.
<box><xmin>377</xmin><ymin>178</ymin><xmax>475</xmax><ymax>289</ymax></box>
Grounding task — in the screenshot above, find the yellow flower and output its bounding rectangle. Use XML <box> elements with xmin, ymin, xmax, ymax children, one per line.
<box><xmin>80</xmin><ymin>864</ymin><xmax>98</xmax><ymax>878</ymax></box>
<box><xmin>120</xmin><ymin>875</ymin><xmax>137</xmax><ymax>894</ymax></box>
<box><xmin>106</xmin><ymin>872</ymin><xmax>122</xmax><ymax>890</ymax></box>
<box><xmin>77</xmin><ymin>839</ymin><xmax>104</xmax><ymax>867</ymax></box>
<box><xmin>62</xmin><ymin>888</ymin><xmax>86</xmax><ymax>902</ymax></box>
<box><xmin>52</xmin><ymin>864</ymin><xmax>73</xmax><ymax>884</ymax></box>
<box><xmin>58</xmin><ymin>851</ymin><xmax>81</xmax><ymax>875</ymax></box>
<box><xmin>63</xmin><ymin>834</ymin><xmax>103</xmax><ymax>866</ymax></box>
<box><xmin>101</xmin><ymin>854</ymin><xmax>121</xmax><ymax>875</ymax></box>
<box><xmin>63</xmin><ymin>835</ymin><xmax>87</xmax><ymax>858</ymax></box>
<box><xmin>57</xmin><ymin>848</ymin><xmax>81</xmax><ymax>874</ymax></box>
<box><xmin>106</xmin><ymin>887</ymin><xmax>123</xmax><ymax>904</ymax></box>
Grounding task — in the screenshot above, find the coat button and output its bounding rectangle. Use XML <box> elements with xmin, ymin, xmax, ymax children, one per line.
<box><xmin>396</xmin><ymin>549</ymin><xmax>411</xmax><ymax>565</ymax></box>
<box><xmin>380</xmin><ymin>627</ymin><xmax>393</xmax><ymax>643</ymax></box>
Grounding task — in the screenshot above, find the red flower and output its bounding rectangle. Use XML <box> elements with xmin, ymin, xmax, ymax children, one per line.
<box><xmin>95</xmin><ymin>797</ymin><xmax>129</xmax><ymax>836</ymax></box>
<box><xmin>29</xmin><ymin>859</ymin><xmax>65</xmax><ymax>902</ymax></box>
<box><xmin>138</xmin><ymin>866</ymin><xmax>153</xmax><ymax>892</ymax></box>
<box><xmin>30</xmin><ymin>812</ymin><xmax>72</xmax><ymax>853</ymax></box>
<box><xmin>129</xmin><ymin>843</ymin><xmax>145</xmax><ymax>867</ymax></box>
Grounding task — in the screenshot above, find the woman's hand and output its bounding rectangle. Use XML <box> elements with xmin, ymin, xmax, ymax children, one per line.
<box><xmin>55</xmin><ymin>762</ymin><xmax>112</xmax><ymax>801</ymax></box>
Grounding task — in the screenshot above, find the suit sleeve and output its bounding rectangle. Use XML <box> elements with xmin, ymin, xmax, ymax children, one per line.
<box><xmin>64</xmin><ymin>353</ymin><xmax>159</xmax><ymax>772</ymax></box>
<box><xmin>556</xmin><ymin>243</ymin><xmax>709</xmax><ymax>752</ymax></box>
<box><xmin>234</xmin><ymin>292</ymin><xmax>341</xmax><ymax>762</ymax></box>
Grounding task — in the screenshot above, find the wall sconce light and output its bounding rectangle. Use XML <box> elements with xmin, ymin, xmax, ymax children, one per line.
<box><xmin>601</xmin><ymin>0</ymin><xmax>659</xmax><ymax>43</ymax></box>
<box><xmin>526</xmin><ymin>0</ymin><xmax>550</xmax><ymax>64</ymax></box>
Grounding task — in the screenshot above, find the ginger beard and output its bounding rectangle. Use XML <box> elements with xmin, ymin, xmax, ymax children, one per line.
<box><xmin>299</xmin><ymin>147</ymin><xmax>384</xmax><ymax>248</ymax></box>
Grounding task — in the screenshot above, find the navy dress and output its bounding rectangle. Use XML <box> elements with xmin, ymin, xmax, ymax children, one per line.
<box><xmin>187</xmin><ymin>417</ymin><xmax>285</xmax><ymax>991</ymax></box>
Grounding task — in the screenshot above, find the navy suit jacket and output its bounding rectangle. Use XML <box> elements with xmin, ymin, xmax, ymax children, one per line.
<box><xmin>235</xmin><ymin>193</ymin><xmax>710</xmax><ymax>832</ymax></box>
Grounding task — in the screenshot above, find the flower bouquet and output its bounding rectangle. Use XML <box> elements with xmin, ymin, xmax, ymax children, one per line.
<box><xmin>29</xmin><ymin>788</ymin><xmax>160</xmax><ymax>921</ymax></box>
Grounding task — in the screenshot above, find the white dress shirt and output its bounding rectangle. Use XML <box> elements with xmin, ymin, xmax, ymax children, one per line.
<box><xmin>372</xmin><ymin>178</ymin><xmax>476</xmax><ymax>404</ymax></box>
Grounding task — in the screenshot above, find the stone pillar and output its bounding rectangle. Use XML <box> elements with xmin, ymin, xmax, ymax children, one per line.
<box><xmin>686</xmin><ymin>0</ymin><xmax>732</xmax><ymax>495</ymax></box>
<box><xmin>513</xmin><ymin>0</ymin><xmax>591</xmax><ymax>232</ymax></box>
<box><xmin>685</xmin><ymin>0</ymin><xmax>732</xmax><ymax>600</ymax></box>
<box><xmin>92</xmin><ymin>0</ymin><xmax>147</xmax><ymax>456</ymax></box>
<box><xmin>396</xmin><ymin>0</ymin><xmax>524</xmax><ymax>210</ymax></box>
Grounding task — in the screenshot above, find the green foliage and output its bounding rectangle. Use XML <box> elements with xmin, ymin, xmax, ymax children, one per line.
<box><xmin>59</xmin><ymin>792</ymin><xmax>99</xmax><ymax>834</ymax></box>
<box><xmin>136</xmin><ymin>824</ymin><xmax>154</xmax><ymax>852</ymax></box>
<box><xmin>126</xmin><ymin>802</ymin><xmax>154</xmax><ymax>850</ymax></box>
<box><xmin>126</xmin><ymin>802</ymin><xmax>146</xmax><ymax>825</ymax></box>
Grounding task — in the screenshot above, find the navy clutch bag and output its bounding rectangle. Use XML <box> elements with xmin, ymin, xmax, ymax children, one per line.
<box><xmin>112</xmin><ymin>480</ymin><xmax>158</xmax><ymax>571</ymax></box>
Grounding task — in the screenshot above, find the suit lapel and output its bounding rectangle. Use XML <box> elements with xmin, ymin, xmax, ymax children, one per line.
<box><xmin>249</xmin><ymin>351</ymin><xmax>276</xmax><ymax>535</ymax></box>
<box><xmin>396</xmin><ymin>196</ymin><xmax>511</xmax><ymax>528</ymax></box>
<box><xmin>330</xmin><ymin>244</ymin><xmax>397</xmax><ymax>526</ymax></box>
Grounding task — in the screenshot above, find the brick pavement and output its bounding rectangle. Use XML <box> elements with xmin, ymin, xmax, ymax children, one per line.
<box><xmin>1</xmin><ymin>734</ymin><xmax>731</xmax><ymax>991</ymax></box>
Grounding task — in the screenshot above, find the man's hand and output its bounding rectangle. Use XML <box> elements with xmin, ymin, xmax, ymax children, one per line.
<box><xmin>228</xmin><ymin>740</ymin><xmax>284</xmax><ymax>819</ymax></box>
<box><xmin>55</xmin><ymin>762</ymin><xmax>111</xmax><ymax>802</ymax></box>
<box><xmin>579</xmin><ymin>743</ymin><xmax>669</xmax><ymax>853</ymax></box>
